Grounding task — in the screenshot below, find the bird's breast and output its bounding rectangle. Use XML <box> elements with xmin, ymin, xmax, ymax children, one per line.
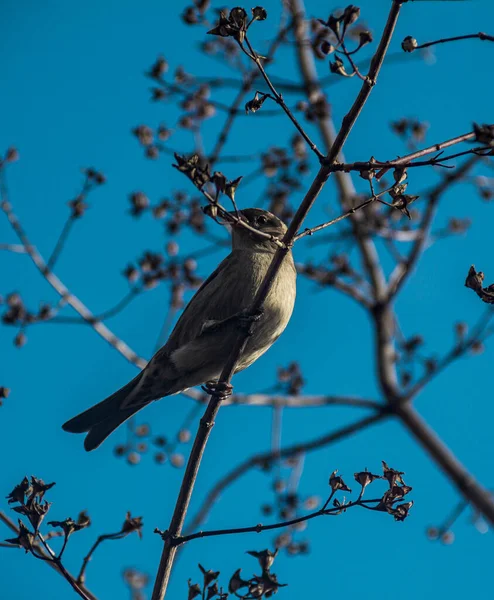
<box><xmin>238</xmin><ymin>251</ymin><xmax>296</xmax><ymax>370</ymax></box>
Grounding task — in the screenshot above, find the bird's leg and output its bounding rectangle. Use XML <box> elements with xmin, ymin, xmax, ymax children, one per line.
<box><xmin>200</xmin><ymin>309</ymin><xmax>264</xmax><ymax>336</ymax></box>
<box><xmin>202</xmin><ymin>380</ymin><xmax>233</xmax><ymax>399</ymax></box>
<box><xmin>235</xmin><ymin>308</ymin><xmax>264</xmax><ymax>333</ymax></box>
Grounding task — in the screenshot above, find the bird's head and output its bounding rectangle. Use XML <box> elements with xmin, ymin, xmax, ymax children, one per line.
<box><xmin>229</xmin><ymin>208</ymin><xmax>287</xmax><ymax>252</ymax></box>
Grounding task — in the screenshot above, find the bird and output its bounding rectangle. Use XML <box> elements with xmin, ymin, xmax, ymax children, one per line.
<box><xmin>62</xmin><ymin>208</ymin><xmax>297</xmax><ymax>451</ymax></box>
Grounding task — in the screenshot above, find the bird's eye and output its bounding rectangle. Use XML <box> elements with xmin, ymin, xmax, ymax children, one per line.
<box><xmin>257</xmin><ymin>215</ymin><xmax>268</xmax><ymax>226</ymax></box>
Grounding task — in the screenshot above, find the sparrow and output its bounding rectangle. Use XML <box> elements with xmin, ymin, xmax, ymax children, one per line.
<box><xmin>62</xmin><ymin>208</ymin><xmax>296</xmax><ymax>450</ymax></box>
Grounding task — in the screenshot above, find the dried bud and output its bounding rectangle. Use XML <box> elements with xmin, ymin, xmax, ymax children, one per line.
<box><xmin>391</xmin><ymin>501</ymin><xmax>413</xmax><ymax>521</ymax></box>
<box><xmin>5</xmin><ymin>521</ymin><xmax>35</xmax><ymax>552</ymax></box>
<box><xmin>150</xmin><ymin>56</ymin><xmax>168</xmax><ymax>79</ymax></box>
<box><xmin>358</xmin><ymin>30</ymin><xmax>373</xmax><ymax>47</ymax></box>
<box><xmin>77</xmin><ymin>511</ymin><xmax>91</xmax><ymax>530</ymax></box>
<box><xmin>465</xmin><ymin>265</ymin><xmax>494</xmax><ymax>304</ymax></box>
<box><xmin>155</xmin><ymin>452</ymin><xmax>167</xmax><ymax>464</ymax></box>
<box><xmin>320</xmin><ymin>40</ymin><xmax>334</xmax><ymax>55</ymax></box>
<box><xmin>441</xmin><ymin>530</ymin><xmax>455</xmax><ymax>545</ymax></box>
<box><xmin>123</xmin><ymin>264</ymin><xmax>139</xmax><ymax>283</ymax></box>
<box><xmin>157</xmin><ymin>125</ymin><xmax>171</xmax><ymax>141</ymax></box>
<box><xmin>471</xmin><ymin>340</ymin><xmax>484</xmax><ymax>355</ymax></box>
<box><xmin>84</xmin><ymin>168</ymin><xmax>106</xmax><ymax>184</ymax></box>
<box><xmin>48</xmin><ymin>517</ymin><xmax>87</xmax><ymax>538</ymax></box>
<box><xmin>473</xmin><ymin>123</ymin><xmax>494</xmax><ymax>146</ymax></box>
<box><xmin>228</xmin><ymin>569</ymin><xmax>250</xmax><ymax>594</ymax></box>
<box><xmin>382</xmin><ymin>461</ymin><xmax>406</xmax><ymax>487</ymax></box>
<box><xmin>5</xmin><ymin>147</ymin><xmax>20</xmax><ymax>163</ymax></box>
<box><xmin>121</xmin><ymin>512</ymin><xmax>143</xmax><ymax>538</ymax></box>
<box><xmin>402</xmin><ymin>36</ymin><xmax>418</xmax><ymax>52</ymax></box>
<box><xmin>225</xmin><ymin>176</ymin><xmax>242</xmax><ymax>203</ymax></box>
<box><xmin>188</xmin><ymin>581</ymin><xmax>202</xmax><ymax>600</ymax></box>
<box><xmin>343</xmin><ymin>5</ymin><xmax>360</xmax><ymax>26</ymax></box>
<box><xmin>178</xmin><ymin>429</ymin><xmax>191</xmax><ymax>443</ymax></box>
<box><xmin>127</xmin><ymin>451</ymin><xmax>141</xmax><ymax>465</ymax></box>
<box><xmin>132</xmin><ymin>125</ymin><xmax>154</xmax><ymax>146</ymax></box>
<box><xmin>454</xmin><ymin>322</ymin><xmax>468</xmax><ymax>339</ymax></box>
<box><xmin>330</xmin><ymin>55</ymin><xmax>350</xmax><ymax>77</ymax></box>
<box><xmin>251</xmin><ymin>6</ymin><xmax>267</xmax><ymax>21</ymax></box>
<box><xmin>354</xmin><ymin>470</ymin><xmax>381</xmax><ymax>496</ymax></box>
<box><xmin>146</xmin><ymin>146</ymin><xmax>159</xmax><ymax>160</ymax></box>
<box><xmin>211</xmin><ymin>171</ymin><xmax>227</xmax><ymax>194</ymax></box>
<box><xmin>6</xmin><ymin>477</ymin><xmax>32</xmax><ymax>504</ymax></box>
<box><xmin>329</xmin><ymin>470</ymin><xmax>352</xmax><ymax>493</ymax></box>
<box><xmin>247</xmin><ymin>548</ymin><xmax>278</xmax><ymax>571</ymax></box>
<box><xmin>14</xmin><ymin>331</ymin><xmax>27</xmax><ymax>348</ymax></box>
<box><xmin>170</xmin><ymin>453</ymin><xmax>185</xmax><ymax>468</ymax></box>
<box><xmin>129</xmin><ymin>192</ymin><xmax>150</xmax><ymax>216</ymax></box>
<box><xmin>206</xmin><ymin>582</ymin><xmax>219</xmax><ymax>600</ymax></box>
<box><xmin>245</xmin><ymin>92</ymin><xmax>268</xmax><ymax>114</ymax></box>
<box><xmin>199</xmin><ymin>564</ymin><xmax>220</xmax><ymax>587</ymax></box>
<box><xmin>208</xmin><ymin>8</ymin><xmax>248</xmax><ymax>43</ymax></box>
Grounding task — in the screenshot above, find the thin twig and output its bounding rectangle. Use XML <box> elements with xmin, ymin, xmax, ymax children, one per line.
<box><xmin>0</xmin><ymin>511</ymin><xmax>97</xmax><ymax>600</ymax></box>
<box><xmin>174</xmin><ymin>496</ymin><xmax>389</xmax><ymax>545</ymax></box>
<box><xmin>206</xmin><ymin>392</ymin><xmax>382</xmax><ymax>409</ymax></box>
<box><xmin>331</xmin><ymin>145</ymin><xmax>491</xmax><ymax>175</ymax></box>
<box><xmin>77</xmin><ymin>532</ymin><xmax>126</xmax><ymax>585</ymax></box>
<box><xmin>414</xmin><ymin>31</ymin><xmax>494</xmax><ymax>51</ymax></box>
<box><xmin>46</xmin><ymin>288</ymin><xmax>142</xmax><ymax>324</ymax></box>
<box><xmin>46</xmin><ymin>215</ymin><xmax>76</xmax><ymax>271</ymax></box>
<box><xmin>0</xmin><ymin>168</ymin><xmax>147</xmax><ymax>370</ymax></box>
<box><xmin>0</xmin><ymin>242</ymin><xmax>26</xmax><ymax>253</ymax></box>
<box><xmin>374</xmin><ymin>126</ymin><xmax>492</xmax><ymax>179</ymax></box>
<box><xmin>293</xmin><ymin>185</ymin><xmax>396</xmax><ymax>241</ymax></box>
<box><xmin>209</xmin><ymin>21</ymin><xmax>292</xmax><ymax>165</ymax></box>
<box><xmin>406</xmin><ymin>307</ymin><xmax>494</xmax><ymax>398</ymax></box>
<box><xmin>395</xmin><ymin>402</ymin><xmax>494</xmax><ymax>524</ymax></box>
<box><xmin>243</xmin><ymin>34</ymin><xmax>324</xmax><ymax>160</ymax></box>
<box><xmin>387</xmin><ymin>156</ymin><xmax>481</xmax><ymax>300</ymax></box>
<box><xmin>184</xmin><ymin>410</ymin><xmax>389</xmax><ymax>537</ymax></box>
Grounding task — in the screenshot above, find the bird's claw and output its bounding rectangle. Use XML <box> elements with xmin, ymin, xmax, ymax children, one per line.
<box><xmin>236</xmin><ymin>308</ymin><xmax>264</xmax><ymax>333</ymax></box>
<box><xmin>202</xmin><ymin>380</ymin><xmax>233</xmax><ymax>399</ymax></box>
<box><xmin>200</xmin><ymin>309</ymin><xmax>263</xmax><ymax>337</ymax></box>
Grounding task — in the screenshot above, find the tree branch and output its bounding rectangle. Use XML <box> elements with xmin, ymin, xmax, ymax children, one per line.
<box><xmin>185</xmin><ymin>410</ymin><xmax>389</xmax><ymax>540</ymax></box>
<box><xmin>414</xmin><ymin>31</ymin><xmax>494</xmax><ymax>51</ymax></box>
<box><xmin>395</xmin><ymin>402</ymin><xmax>494</xmax><ymax>524</ymax></box>
<box><xmin>0</xmin><ymin>511</ymin><xmax>98</xmax><ymax>600</ymax></box>
<box><xmin>387</xmin><ymin>156</ymin><xmax>481</xmax><ymax>300</ymax></box>
<box><xmin>0</xmin><ymin>168</ymin><xmax>147</xmax><ymax>370</ymax></box>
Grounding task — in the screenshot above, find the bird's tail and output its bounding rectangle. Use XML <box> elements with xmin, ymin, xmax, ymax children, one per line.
<box><xmin>62</xmin><ymin>373</ymin><xmax>152</xmax><ymax>451</ymax></box>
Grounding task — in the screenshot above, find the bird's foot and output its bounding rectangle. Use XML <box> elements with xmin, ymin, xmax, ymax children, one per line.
<box><xmin>235</xmin><ymin>308</ymin><xmax>264</xmax><ymax>334</ymax></box>
<box><xmin>200</xmin><ymin>309</ymin><xmax>264</xmax><ymax>337</ymax></box>
<box><xmin>202</xmin><ymin>380</ymin><xmax>233</xmax><ymax>399</ymax></box>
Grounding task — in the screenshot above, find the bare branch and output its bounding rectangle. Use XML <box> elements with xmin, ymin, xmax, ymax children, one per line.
<box><xmin>242</xmin><ymin>34</ymin><xmax>324</xmax><ymax>160</ymax></box>
<box><xmin>387</xmin><ymin>156</ymin><xmax>481</xmax><ymax>300</ymax></box>
<box><xmin>0</xmin><ymin>243</ymin><xmax>26</xmax><ymax>253</ymax></box>
<box><xmin>395</xmin><ymin>402</ymin><xmax>494</xmax><ymax>524</ymax></box>
<box><xmin>375</xmin><ymin>125</ymin><xmax>493</xmax><ymax>179</ymax></box>
<box><xmin>406</xmin><ymin>307</ymin><xmax>494</xmax><ymax>398</ymax></box>
<box><xmin>225</xmin><ymin>393</ymin><xmax>382</xmax><ymax>410</ymax></box>
<box><xmin>0</xmin><ymin>511</ymin><xmax>98</xmax><ymax>600</ymax></box>
<box><xmin>411</xmin><ymin>31</ymin><xmax>494</xmax><ymax>51</ymax></box>
<box><xmin>0</xmin><ymin>168</ymin><xmax>147</xmax><ymax>370</ymax></box>
<box><xmin>185</xmin><ymin>410</ymin><xmax>389</xmax><ymax>538</ymax></box>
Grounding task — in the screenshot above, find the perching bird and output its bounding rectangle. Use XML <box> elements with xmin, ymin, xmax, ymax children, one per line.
<box><xmin>63</xmin><ymin>208</ymin><xmax>296</xmax><ymax>451</ymax></box>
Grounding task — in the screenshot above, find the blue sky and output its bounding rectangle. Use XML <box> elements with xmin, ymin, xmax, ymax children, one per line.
<box><xmin>1</xmin><ymin>0</ymin><xmax>493</xmax><ymax>599</ymax></box>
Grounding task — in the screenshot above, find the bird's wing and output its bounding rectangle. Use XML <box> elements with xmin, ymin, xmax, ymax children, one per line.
<box><xmin>163</xmin><ymin>251</ymin><xmax>247</xmax><ymax>353</ymax></box>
